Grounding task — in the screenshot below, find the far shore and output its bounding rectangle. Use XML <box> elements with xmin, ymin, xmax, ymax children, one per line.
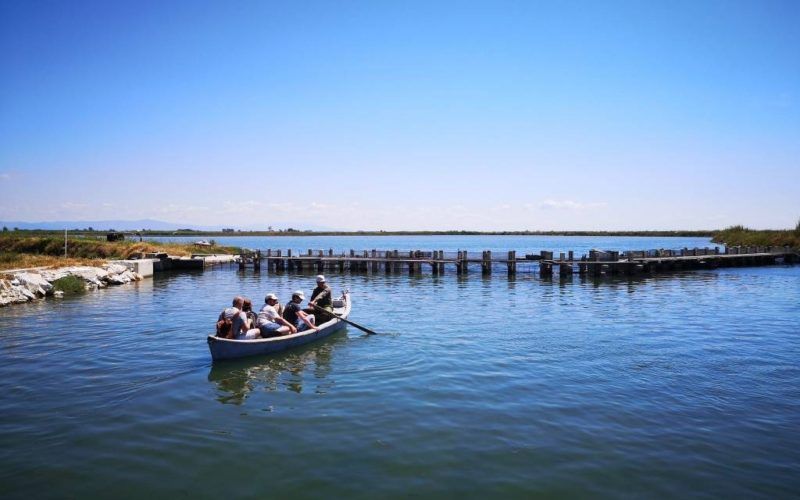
<box><xmin>6</xmin><ymin>229</ymin><xmax>719</xmax><ymax>238</ymax></box>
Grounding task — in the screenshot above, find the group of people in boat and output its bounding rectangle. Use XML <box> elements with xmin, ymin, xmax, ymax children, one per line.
<box><xmin>216</xmin><ymin>275</ymin><xmax>334</xmax><ymax>340</ymax></box>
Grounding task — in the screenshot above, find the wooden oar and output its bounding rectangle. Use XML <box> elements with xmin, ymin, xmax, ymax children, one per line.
<box><xmin>311</xmin><ymin>303</ymin><xmax>377</xmax><ymax>335</ymax></box>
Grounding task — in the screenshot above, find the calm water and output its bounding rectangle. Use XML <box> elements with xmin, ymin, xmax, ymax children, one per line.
<box><xmin>1</xmin><ymin>236</ymin><xmax>798</xmax><ymax>498</ymax></box>
<box><xmin>144</xmin><ymin>234</ymin><xmax>724</xmax><ymax>255</ymax></box>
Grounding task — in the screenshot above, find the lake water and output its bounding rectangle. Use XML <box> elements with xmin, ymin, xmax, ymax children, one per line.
<box><xmin>1</xmin><ymin>236</ymin><xmax>798</xmax><ymax>498</ymax></box>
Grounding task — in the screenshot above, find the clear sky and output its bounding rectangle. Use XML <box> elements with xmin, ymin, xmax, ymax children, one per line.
<box><xmin>1</xmin><ymin>0</ymin><xmax>798</xmax><ymax>231</ymax></box>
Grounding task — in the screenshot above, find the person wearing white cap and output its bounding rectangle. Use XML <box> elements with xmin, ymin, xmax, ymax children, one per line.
<box><xmin>283</xmin><ymin>290</ymin><xmax>317</xmax><ymax>332</ymax></box>
<box><xmin>307</xmin><ymin>275</ymin><xmax>333</xmax><ymax>322</ymax></box>
<box><xmin>256</xmin><ymin>293</ymin><xmax>297</xmax><ymax>337</ymax></box>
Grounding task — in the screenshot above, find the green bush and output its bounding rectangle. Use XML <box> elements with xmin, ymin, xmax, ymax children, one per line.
<box><xmin>52</xmin><ymin>275</ymin><xmax>86</xmax><ymax>294</ymax></box>
<box><xmin>0</xmin><ymin>252</ymin><xmax>20</xmax><ymax>265</ymax></box>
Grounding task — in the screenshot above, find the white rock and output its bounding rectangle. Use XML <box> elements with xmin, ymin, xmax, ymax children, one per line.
<box><xmin>14</xmin><ymin>272</ymin><xmax>53</xmax><ymax>297</ymax></box>
<box><xmin>105</xmin><ymin>263</ymin><xmax>128</xmax><ymax>275</ymax></box>
<box><xmin>107</xmin><ymin>273</ymin><xmax>128</xmax><ymax>285</ymax></box>
<box><xmin>54</xmin><ymin>290</ymin><xmax>64</xmax><ymax>298</ymax></box>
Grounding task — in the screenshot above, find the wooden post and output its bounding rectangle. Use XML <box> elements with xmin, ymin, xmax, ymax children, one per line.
<box><xmin>481</xmin><ymin>250</ymin><xmax>490</xmax><ymax>275</ymax></box>
<box><xmin>507</xmin><ymin>250</ymin><xmax>516</xmax><ymax>276</ymax></box>
<box><xmin>254</xmin><ymin>250</ymin><xmax>261</xmax><ymax>273</ymax></box>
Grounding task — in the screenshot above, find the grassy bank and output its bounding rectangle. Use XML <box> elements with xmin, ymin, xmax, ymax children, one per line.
<box><xmin>0</xmin><ymin>235</ymin><xmax>241</xmax><ymax>270</ymax></box>
<box><xmin>712</xmin><ymin>222</ymin><xmax>800</xmax><ymax>250</ymax></box>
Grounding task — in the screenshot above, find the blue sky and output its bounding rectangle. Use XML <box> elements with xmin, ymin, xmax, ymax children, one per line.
<box><xmin>1</xmin><ymin>0</ymin><xmax>798</xmax><ymax>230</ymax></box>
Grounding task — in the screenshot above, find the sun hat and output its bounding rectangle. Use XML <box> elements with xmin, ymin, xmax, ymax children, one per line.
<box><xmin>292</xmin><ymin>290</ymin><xmax>305</xmax><ymax>300</ymax></box>
<box><xmin>265</xmin><ymin>293</ymin><xmax>278</xmax><ymax>302</ymax></box>
<box><xmin>315</xmin><ymin>275</ymin><xmax>326</xmax><ymax>283</ymax></box>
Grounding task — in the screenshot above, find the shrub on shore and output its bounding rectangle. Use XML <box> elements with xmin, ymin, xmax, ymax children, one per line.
<box><xmin>712</xmin><ymin>224</ymin><xmax>800</xmax><ymax>250</ymax></box>
<box><xmin>52</xmin><ymin>275</ymin><xmax>86</xmax><ymax>294</ymax></box>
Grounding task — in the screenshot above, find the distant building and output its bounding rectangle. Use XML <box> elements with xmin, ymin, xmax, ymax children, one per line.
<box><xmin>222</xmin><ymin>228</ymin><xmax>235</xmax><ymax>233</ymax></box>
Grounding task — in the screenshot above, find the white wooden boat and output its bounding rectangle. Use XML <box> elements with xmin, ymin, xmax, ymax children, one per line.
<box><xmin>207</xmin><ymin>292</ymin><xmax>351</xmax><ymax>361</ymax></box>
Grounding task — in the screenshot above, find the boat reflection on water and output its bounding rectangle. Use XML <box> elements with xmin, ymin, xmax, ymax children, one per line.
<box><xmin>207</xmin><ymin>332</ymin><xmax>346</xmax><ymax>405</ymax></box>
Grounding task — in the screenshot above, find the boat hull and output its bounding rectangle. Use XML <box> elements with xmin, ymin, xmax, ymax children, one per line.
<box><xmin>207</xmin><ymin>293</ymin><xmax>350</xmax><ymax>361</ymax></box>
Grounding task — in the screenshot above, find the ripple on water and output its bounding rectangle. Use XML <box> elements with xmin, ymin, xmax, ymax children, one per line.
<box><xmin>1</xmin><ymin>260</ymin><xmax>799</xmax><ymax>497</ymax></box>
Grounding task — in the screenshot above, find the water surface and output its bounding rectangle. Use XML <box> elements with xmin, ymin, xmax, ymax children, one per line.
<box><xmin>0</xmin><ymin>236</ymin><xmax>797</xmax><ymax>498</ymax></box>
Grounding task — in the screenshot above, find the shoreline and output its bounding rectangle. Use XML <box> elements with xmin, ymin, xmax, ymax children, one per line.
<box><xmin>0</xmin><ymin>262</ymin><xmax>145</xmax><ymax>307</ymax></box>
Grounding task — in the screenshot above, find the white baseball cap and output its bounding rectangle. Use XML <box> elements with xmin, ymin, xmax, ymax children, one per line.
<box><xmin>265</xmin><ymin>293</ymin><xmax>278</xmax><ymax>302</ymax></box>
<box><xmin>292</xmin><ymin>290</ymin><xmax>305</xmax><ymax>300</ymax></box>
<box><xmin>315</xmin><ymin>275</ymin><xmax>326</xmax><ymax>283</ymax></box>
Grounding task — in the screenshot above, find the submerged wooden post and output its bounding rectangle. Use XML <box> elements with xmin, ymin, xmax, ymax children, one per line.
<box><xmin>371</xmin><ymin>249</ymin><xmax>378</xmax><ymax>272</ymax></box>
<box><xmin>482</xmin><ymin>250</ymin><xmax>492</xmax><ymax>275</ymax></box>
<box><xmin>507</xmin><ymin>250</ymin><xmax>516</xmax><ymax>276</ymax></box>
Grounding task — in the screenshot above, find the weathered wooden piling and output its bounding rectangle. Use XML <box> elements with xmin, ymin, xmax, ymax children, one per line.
<box><xmin>250</xmin><ymin>245</ymin><xmax>794</xmax><ymax>279</ymax></box>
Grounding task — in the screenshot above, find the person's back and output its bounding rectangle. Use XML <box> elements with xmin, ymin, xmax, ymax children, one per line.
<box><xmin>218</xmin><ymin>296</ymin><xmax>257</xmax><ymax>340</ymax></box>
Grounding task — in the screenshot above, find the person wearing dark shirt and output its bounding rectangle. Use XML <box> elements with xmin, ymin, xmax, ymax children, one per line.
<box><xmin>283</xmin><ymin>290</ymin><xmax>317</xmax><ymax>332</ymax></box>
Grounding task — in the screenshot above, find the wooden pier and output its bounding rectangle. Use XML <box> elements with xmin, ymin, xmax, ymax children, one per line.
<box><xmin>233</xmin><ymin>246</ymin><xmax>797</xmax><ymax>277</ymax></box>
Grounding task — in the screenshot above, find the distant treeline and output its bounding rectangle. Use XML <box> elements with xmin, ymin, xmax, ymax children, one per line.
<box><xmin>2</xmin><ymin>228</ymin><xmax>717</xmax><ymax>237</ymax></box>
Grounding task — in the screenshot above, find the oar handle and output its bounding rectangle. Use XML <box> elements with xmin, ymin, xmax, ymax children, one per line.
<box><xmin>311</xmin><ymin>303</ymin><xmax>377</xmax><ymax>335</ymax></box>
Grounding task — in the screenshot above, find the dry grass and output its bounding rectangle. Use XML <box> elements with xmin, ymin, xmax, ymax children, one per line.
<box><xmin>0</xmin><ymin>236</ymin><xmax>241</xmax><ymax>272</ymax></box>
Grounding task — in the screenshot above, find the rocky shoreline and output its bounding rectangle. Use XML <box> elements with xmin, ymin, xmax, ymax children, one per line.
<box><xmin>0</xmin><ymin>263</ymin><xmax>144</xmax><ymax>307</ymax></box>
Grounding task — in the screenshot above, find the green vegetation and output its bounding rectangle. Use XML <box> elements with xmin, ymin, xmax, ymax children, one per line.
<box><xmin>0</xmin><ymin>235</ymin><xmax>242</xmax><ymax>270</ymax></box>
<box><xmin>52</xmin><ymin>275</ymin><xmax>86</xmax><ymax>294</ymax></box>
<box><xmin>712</xmin><ymin>224</ymin><xmax>800</xmax><ymax>250</ymax></box>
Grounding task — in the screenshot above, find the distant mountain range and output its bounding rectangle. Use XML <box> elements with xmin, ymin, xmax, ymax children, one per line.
<box><xmin>0</xmin><ymin>219</ymin><xmax>333</xmax><ymax>232</ymax></box>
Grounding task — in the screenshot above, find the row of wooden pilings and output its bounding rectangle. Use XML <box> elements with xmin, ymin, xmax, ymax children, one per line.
<box><xmin>241</xmin><ymin>249</ymin><xmax>523</xmax><ymax>275</ymax></box>
<box><xmin>236</xmin><ymin>246</ymin><xmax>796</xmax><ymax>277</ymax></box>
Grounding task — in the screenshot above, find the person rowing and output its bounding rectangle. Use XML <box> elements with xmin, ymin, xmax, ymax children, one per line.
<box><xmin>307</xmin><ymin>274</ymin><xmax>333</xmax><ymax>323</ymax></box>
